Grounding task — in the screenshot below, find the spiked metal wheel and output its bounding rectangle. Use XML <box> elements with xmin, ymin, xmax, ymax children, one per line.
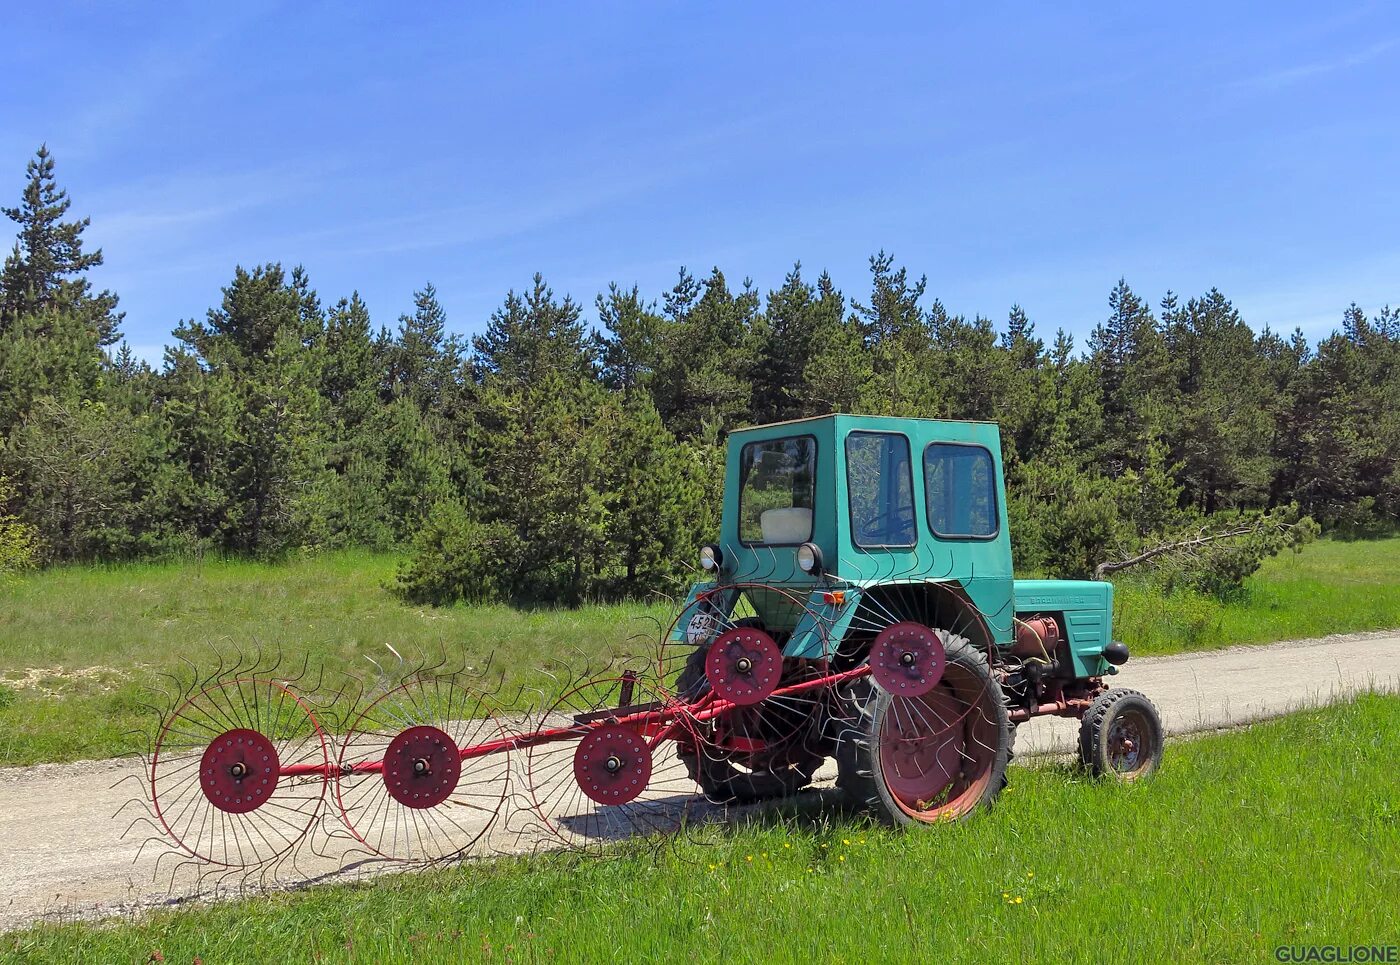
<box><xmin>335</xmin><ymin>672</ymin><xmax>512</xmax><ymax>863</ymax></box>
<box><xmin>674</xmin><ymin>643</ymin><xmax>828</xmax><ymax>803</ymax></box>
<box><xmin>518</xmin><ymin>671</ymin><xmax>703</xmax><ymax>852</ymax></box>
<box><xmin>658</xmin><ymin>582</ymin><xmax>838</xmax><ymax>802</ymax></box>
<box><xmin>150</xmin><ymin>677</ymin><xmax>330</xmax><ymax>868</ymax></box>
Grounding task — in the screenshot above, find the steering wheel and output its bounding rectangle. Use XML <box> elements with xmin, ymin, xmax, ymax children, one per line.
<box><xmin>858</xmin><ymin>504</ymin><xmax>916</xmax><ymax>545</ymax></box>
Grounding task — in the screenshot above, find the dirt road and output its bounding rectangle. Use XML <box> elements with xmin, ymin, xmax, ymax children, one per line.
<box><xmin>2</xmin><ymin>630</ymin><xmax>1396</xmax><ymax>932</ymax></box>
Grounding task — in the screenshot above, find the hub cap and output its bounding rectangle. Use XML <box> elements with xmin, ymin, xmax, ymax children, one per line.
<box><xmin>706</xmin><ymin>628</ymin><xmax>782</xmax><ymax>706</ymax></box>
<box><xmin>870</xmin><ymin>622</ymin><xmax>946</xmax><ymax>697</ymax></box>
<box><xmin>383</xmin><ymin>725</ymin><xmax>461</xmax><ymax>809</ymax></box>
<box><xmin>573</xmin><ymin>725</ymin><xmax>652</xmax><ymax>805</ymax></box>
<box><xmin>200</xmin><ymin>728</ymin><xmax>279</xmax><ymax>814</ymax></box>
<box><xmin>1107</xmin><ymin>709</ymin><xmax>1151</xmax><ymax>776</ymax></box>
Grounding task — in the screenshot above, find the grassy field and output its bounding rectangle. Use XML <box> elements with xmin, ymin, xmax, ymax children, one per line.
<box><xmin>9</xmin><ymin>694</ymin><xmax>1397</xmax><ymax>963</ymax></box>
<box><xmin>1116</xmin><ymin>536</ymin><xmax>1400</xmax><ymax>655</ymax></box>
<box><xmin>0</xmin><ymin>538</ymin><xmax>1397</xmax><ymax>767</ymax></box>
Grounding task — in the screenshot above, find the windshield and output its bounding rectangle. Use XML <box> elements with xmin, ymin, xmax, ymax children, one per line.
<box><xmin>738</xmin><ymin>436</ymin><xmax>816</xmax><ymax>544</ymax></box>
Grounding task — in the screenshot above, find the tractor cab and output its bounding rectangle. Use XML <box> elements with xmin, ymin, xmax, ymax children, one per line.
<box><xmin>665</xmin><ymin>413</ymin><xmax>1158</xmax><ymax>820</ymax></box>
<box><xmin>712</xmin><ymin>413</ymin><xmax>1010</xmax><ymax>585</ymax></box>
<box><xmin>678</xmin><ymin>414</ymin><xmax>1119</xmax><ymax>678</ymax></box>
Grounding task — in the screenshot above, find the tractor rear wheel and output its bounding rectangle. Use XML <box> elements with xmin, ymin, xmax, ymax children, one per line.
<box><xmin>1077</xmin><ymin>688</ymin><xmax>1163</xmax><ymax>781</ymax></box>
<box><xmin>674</xmin><ymin>642</ymin><xmax>823</xmax><ymax>803</ymax></box>
<box><xmin>836</xmin><ymin>633</ymin><xmax>1012</xmax><ymax>825</ymax></box>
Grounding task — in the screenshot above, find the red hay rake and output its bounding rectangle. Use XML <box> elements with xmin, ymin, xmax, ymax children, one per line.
<box><xmin>123</xmin><ymin>579</ymin><xmax>1015</xmax><ymax>891</ymax></box>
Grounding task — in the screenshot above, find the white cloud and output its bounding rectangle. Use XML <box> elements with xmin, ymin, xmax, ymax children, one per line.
<box><xmin>1231</xmin><ymin>38</ymin><xmax>1397</xmax><ymax>92</ymax></box>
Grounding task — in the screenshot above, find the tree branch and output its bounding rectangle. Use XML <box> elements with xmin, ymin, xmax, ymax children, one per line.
<box><xmin>1093</xmin><ymin>524</ymin><xmax>1258</xmax><ymax>580</ymax></box>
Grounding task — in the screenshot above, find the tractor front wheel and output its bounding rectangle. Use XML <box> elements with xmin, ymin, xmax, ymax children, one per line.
<box><xmin>837</xmin><ymin>633</ymin><xmax>1012</xmax><ymax>825</ymax></box>
<box><xmin>1077</xmin><ymin>688</ymin><xmax>1163</xmax><ymax>781</ymax></box>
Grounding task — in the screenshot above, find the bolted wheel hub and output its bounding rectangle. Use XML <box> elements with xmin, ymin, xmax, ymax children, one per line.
<box><xmin>573</xmin><ymin>725</ymin><xmax>652</xmax><ymax>805</ymax></box>
<box><xmin>870</xmin><ymin>622</ymin><xmax>947</xmax><ymax>697</ymax></box>
<box><xmin>705</xmin><ymin>628</ymin><xmax>782</xmax><ymax>706</ymax></box>
<box><xmin>1107</xmin><ymin>714</ymin><xmax>1146</xmax><ymax>773</ymax></box>
<box><xmin>383</xmin><ymin>725</ymin><xmax>460</xmax><ymax>809</ymax></box>
<box><xmin>200</xmin><ymin>728</ymin><xmax>280</xmax><ymax>814</ymax></box>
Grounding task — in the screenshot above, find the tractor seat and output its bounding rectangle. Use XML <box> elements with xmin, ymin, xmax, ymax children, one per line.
<box><xmin>760</xmin><ymin>507</ymin><xmax>812</xmax><ymax>543</ymax></box>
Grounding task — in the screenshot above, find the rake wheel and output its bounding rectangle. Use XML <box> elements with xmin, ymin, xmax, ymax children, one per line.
<box><xmin>836</xmin><ymin>634</ymin><xmax>1011</xmax><ymax>824</ymax></box>
<box><xmin>335</xmin><ymin>672</ymin><xmax>511</xmax><ymax>863</ymax></box>
<box><xmin>674</xmin><ymin>645</ymin><xmax>826</xmax><ymax>803</ymax></box>
<box><xmin>519</xmin><ymin>671</ymin><xmax>702</xmax><ymax>851</ymax></box>
<box><xmin>150</xmin><ymin>677</ymin><xmax>330</xmax><ymax>868</ymax></box>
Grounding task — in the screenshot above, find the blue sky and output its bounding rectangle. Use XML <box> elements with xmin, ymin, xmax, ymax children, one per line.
<box><xmin>3</xmin><ymin>2</ymin><xmax>1397</xmax><ymax>362</ymax></box>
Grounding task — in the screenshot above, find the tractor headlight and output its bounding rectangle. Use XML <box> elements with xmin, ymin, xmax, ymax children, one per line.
<box><xmin>796</xmin><ymin>542</ymin><xmax>823</xmax><ymax>575</ymax></box>
<box><xmin>699</xmin><ymin>544</ymin><xmax>723</xmax><ymax>573</ymax></box>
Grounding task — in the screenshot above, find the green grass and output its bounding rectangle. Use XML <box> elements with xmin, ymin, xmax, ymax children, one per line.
<box><xmin>0</xmin><ymin>538</ymin><xmax>1397</xmax><ymax>767</ymax></box>
<box><xmin>9</xmin><ymin>694</ymin><xmax>1398</xmax><ymax>963</ymax></box>
<box><xmin>1116</xmin><ymin>536</ymin><xmax>1400</xmax><ymax>655</ymax></box>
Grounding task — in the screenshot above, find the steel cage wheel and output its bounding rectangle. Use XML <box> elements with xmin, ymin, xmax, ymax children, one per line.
<box><xmin>673</xmin><ymin>643</ymin><xmax>825</xmax><ymax>803</ymax></box>
<box><xmin>520</xmin><ymin>672</ymin><xmax>703</xmax><ymax>852</ymax></box>
<box><xmin>335</xmin><ymin>673</ymin><xmax>512</xmax><ymax>863</ymax></box>
<box><xmin>150</xmin><ymin>677</ymin><xmax>330</xmax><ymax>868</ymax></box>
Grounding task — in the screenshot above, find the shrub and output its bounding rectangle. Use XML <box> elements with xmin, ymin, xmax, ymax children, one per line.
<box><xmin>395</xmin><ymin>501</ymin><xmax>514</xmax><ymax>606</ymax></box>
<box><xmin>0</xmin><ymin>474</ymin><xmax>40</xmax><ymax>578</ymax></box>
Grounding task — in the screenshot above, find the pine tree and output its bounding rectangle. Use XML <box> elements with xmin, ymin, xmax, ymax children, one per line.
<box><xmin>599</xmin><ymin>391</ymin><xmax>701</xmax><ymax>595</ymax></box>
<box><xmin>799</xmin><ymin>272</ymin><xmax>869</xmax><ymax>415</ymax></box>
<box><xmin>391</xmin><ymin>283</ymin><xmax>463</xmax><ymax>412</ymax></box>
<box><xmin>467</xmin><ymin>277</ymin><xmax>609</xmax><ymax>601</ymax></box>
<box><xmin>650</xmin><ymin>268</ymin><xmax>757</xmax><ymax>438</ymax></box>
<box><xmin>322</xmin><ymin>293</ymin><xmax>380</xmax><ymax>429</ymax></box>
<box><xmin>595</xmin><ymin>283</ymin><xmax>664</xmax><ymax>395</ymax></box>
<box><xmin>1163</xmin><ymin>288</ymin><xmax>1274</xmax><ymax>512</ymax></box>
<box><xmin>1</xmin><ymin>145</ymin><xmax>121</xmax><ymax>344</ymax></box>
<box><xmin>473</xmin><ymin>274</ymin><xmax>594</xmax><ymax>387</ymax></box>
<box><xmin>1088</xmin><ymin>280</ymin><xmax>1172</xmax><ymax>473</ymax></box>
<box><xmin>169</xmin><ymin>264</ymin><xmax>327</xmax><ymax>553</ymax></box>
<box><xmin>751</xmin><ymin>263</ymin><xmax>820</xmax><ymax>423</ymax></box>
<box><xmin>853</xmin><ymin>252</ymin><xmax>939</xmax><ymax>415</ymax></box>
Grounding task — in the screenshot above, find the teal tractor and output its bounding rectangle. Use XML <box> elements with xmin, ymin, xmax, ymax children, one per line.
<box><xmin>138</xmin><ymin>413</ymin><xmax>1169</xmax><ymax>872</ymax></box>
<box><xmin>668</xmin><ymin>413</ymin><xmax>1164</xmax><ymax>824</ymax></box>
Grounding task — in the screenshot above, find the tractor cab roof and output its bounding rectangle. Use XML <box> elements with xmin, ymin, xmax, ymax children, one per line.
<box><xmin>731</xmin><ymin>413</ymin><xmax>1000</xmax><ymax>434</ymax></box>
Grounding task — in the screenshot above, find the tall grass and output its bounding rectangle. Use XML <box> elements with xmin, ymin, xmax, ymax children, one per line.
<box><xmin>10</xmin><ymin>694</ymin><xmax>1397</xmax><ymax>963</ymax></box>
<box><xmin>0</xmin><ymin>550</ymin><xmax>672</xmax><ymax>766</ymax></box>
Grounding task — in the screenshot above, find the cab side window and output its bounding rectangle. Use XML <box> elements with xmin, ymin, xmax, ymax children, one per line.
<box><xmin>846</xmin><ymin>432</ymin><xmax>915</xmax><ymax>547</ymax></box>
<box><xmin>923</xmin><ymin>444</ymin><xmax>997</xmax><ymax>538</ymax></box>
